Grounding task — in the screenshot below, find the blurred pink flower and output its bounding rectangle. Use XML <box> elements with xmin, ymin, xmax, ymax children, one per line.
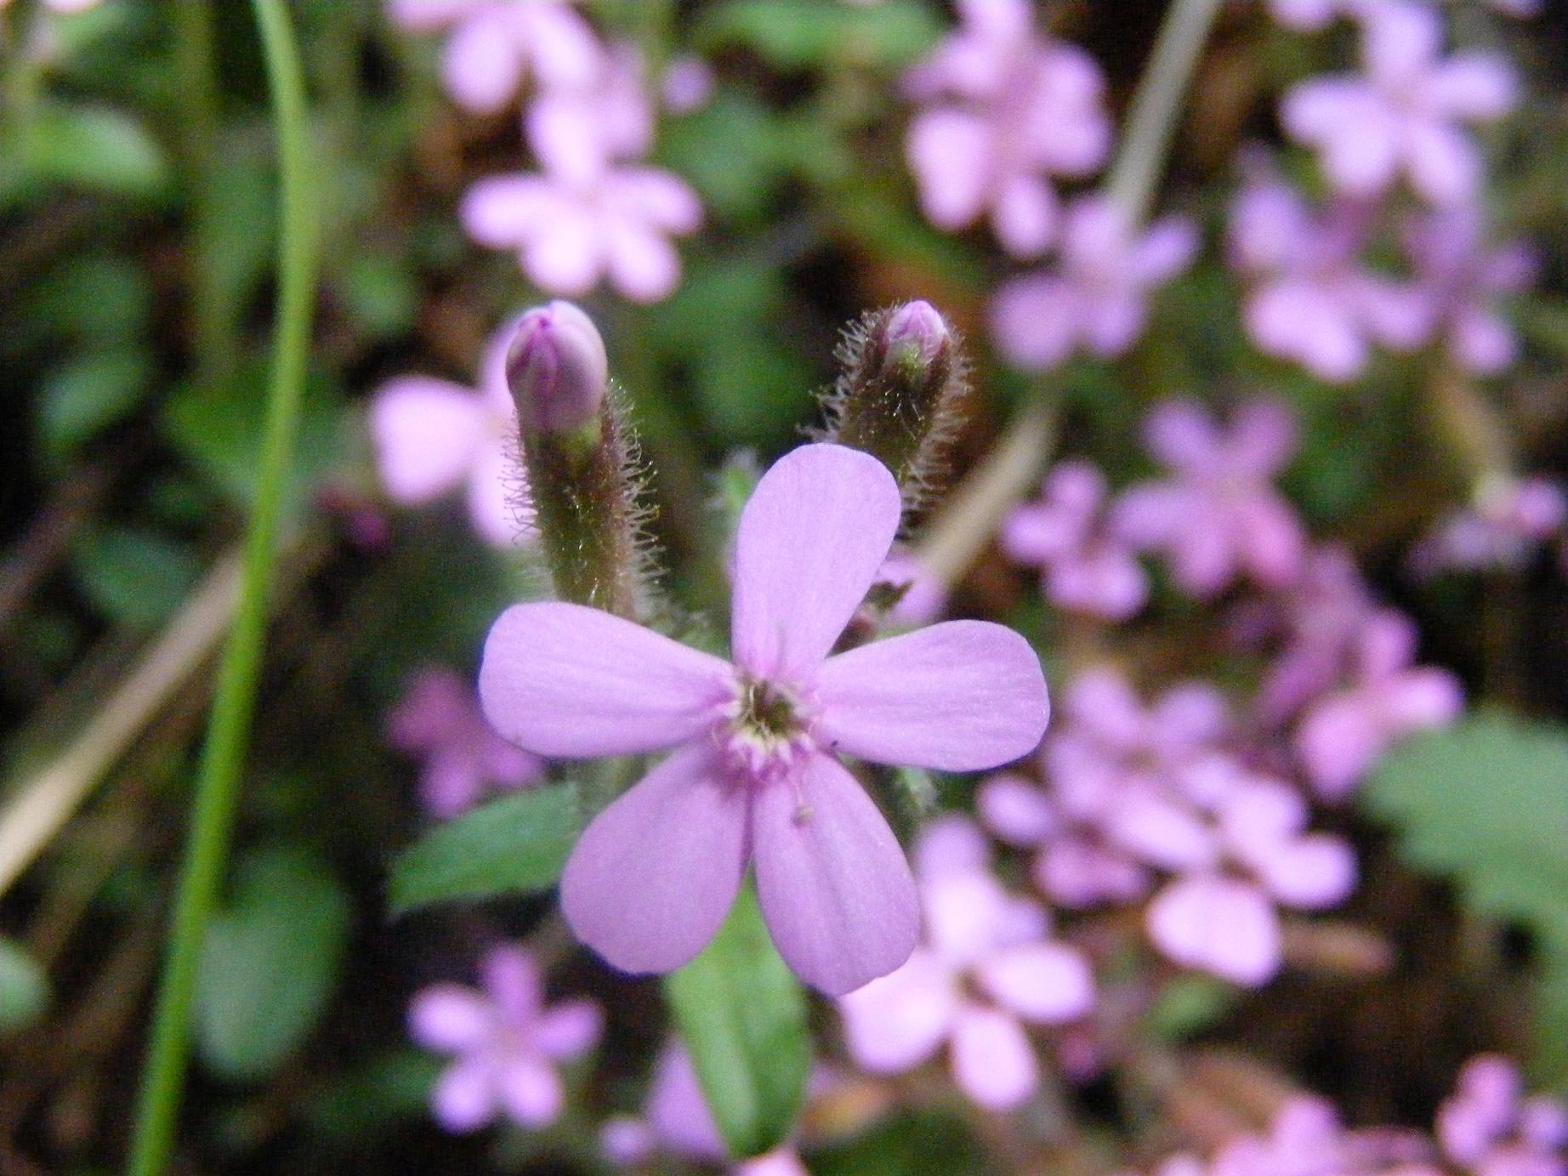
<box><xmin>368</xmin><ymin>318</ymin><xmax>531</xmax><ymax>547</ymax></box>
<box><xmin>1437</xmin><ymin>1055</ymin><xmax>1568</xmax><ymax>1172</ymax></box>
<box><xmin>1412</xmin><ymin>475</ymin><xmax>1566</xmax><ymax>576</ymax></box>
<box><xmin>1281</xmin><ymin>1</ymin><xmax>1518</xmax><ymax>205</ymax></box>
<box><xmin>661</xmin><ymin>55</ymin><xmax>716</xmax><ymax>114</ymax></box>
<box><xmin>1228</xmin><ymin>168</ymin><xmax>1430</xmax><ymax>382</ymax></box>
<box><xmin>1294</xmin><ymin>610</ymin><xmax>1463</xmax><ymax>799</ymax></box>
<box><xmin>387</xmin><ymin>0</ymin><xmax>601</xmax><ymax>115</ymax></box>
<box><xmin>990</xmin><ymin>197</ymin><xmax>1197</xmax><ymax>370</ymax></box>
<box><xmin>1114</xmin><ymin>398</ymin><xmax>1306</xmax><ymax>597</ymax></box>
<box><xmin>408</xmin><ymin>944</ymin><xmax>601</xmax><ymax>1133</ymax></box>
<box><xmin>1003</xmin><ymin>460</ymin><xmax>1149</xmax><ymax>622</ymax></box>
<box><xmin>478</xmin><ymin>444</ymin><xmax>1049</xmax><ymax>995</ymax></box>
<box><xmin>903</xmin><ymin>0</ymin><xmax>1111</xmax><ymax>258</ymax></box>
<box><xmin>387</xmin><ymin>668</ymin><xmax>544</xmax><ymax>819</ymax></box>
<box><xmin>525</xmin><ymin>42</ymin><xmax>656</xmax><ymax>184</ymax></box>
<box><xmin>1403</xmin><ymin>205</ymin><xmax>1536</xmax><ymax>375</ymax></box>
<box><xmin>463</xmin><ymin>165</ymin><xmax>701</xmax><ymax>303</ymax></box>
<box><xmin>839</xmin><ymin>817</ymin><xmax>1093</xmax><ymax>1111</ymax></box>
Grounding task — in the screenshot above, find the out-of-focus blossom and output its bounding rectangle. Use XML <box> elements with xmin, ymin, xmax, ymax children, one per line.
<box><xmin>1265</xmin><ymin>0</ymin><xmax>1360</xmax><ymax>30</ymax></box>
<box><xmin>387</xmin><ymin>0</ymin><xmax>601</xmax><ymax>115</ymax></box>
<box><xmin>463</xmin><ymin>165</ymin><xmax>701</xmax><ymax>303</ymax></box>
<box><xmin>1228</xmin><ymin>169</ymin><xmax>1429</xmax><ymax>382</ymax></box>
<box><xmin>1403</xmin><ymin>206</ymin><xmax>1536</xmax><ymax>375</ymax></box>
<box><xmin>1437</xmin><ymin>1055</ymin><xmax>1568</xmax><ymax>1171</ymax></box>
<box><xmin>387</xmin><ymin>668</ymin><xmax>544</xmax><ymax>819</ymax></box>
<box><xmin>525</xmin><ymin>43</ymin><xmax>655</xmax><ymax>184</ymax></box>
<box><xmin>1294</xmin><ymin>611</ymin><xmax>1463</xmax><ymax>799</ymax></box>
<box><xmin>1003</xmin><ymin>461</ymin><xmax>1148</xmax><ymax>621</ymax></box>
<box><xmin>369</xmin><ymin>318</ymin><xmax>530</xmax><ymax>547</ymax></box>
<box><xmin>983</xmin><ymin>669</ymin><xmax>1357</xmax><ymax>986</ymax></box>
<box><xmin>480</xmin><ymin>445</ymin><xmax>1049</xmax><ymax>995</ymax></box>
<box><xmin>1114</xmin><ymin>398</ymin><xmax>1306</xmax><ymax>597</ymax></box>
<box><xmin>661</xmin><ymin>55</ymin><xmax>716</xmax><ymax>114</ymax></box>
<box><xmin>871</xmin><ymin>548</ymin><xmax>949</xmax><ymax>627</ymax></box>
<box><xmin>904</xmin><ymin>0</ymin><xmax>1111</xmax><ymax>258</ymax></box>
<box><xmin>409</xmin><ymin>944</ymin><xmax>601</xmax><ymax>1133</ymax></box>
<box><xmin>1412</xmin><ymin>474</ymin><xmax>1566</xmax><ymax>576</ymax></box>
<box><xmin>1281</xmin><ymin>1</ymin><xmax>1518</xmax><ymax>206</ymax></box>
<box><xmin>839</xmin><ymin>817</ymin><xmax>1093</xmax><ymax>1111</ymax></box>
<box><xmin>991</xmin><ymin>198</ymin><xmax>1197</xmax><ymax>370</ymax></box>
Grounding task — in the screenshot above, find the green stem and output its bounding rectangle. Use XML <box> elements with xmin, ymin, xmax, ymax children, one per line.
<box><xmin>1104</xmin><ymin>0</ymin><xmax>1226</xmax><ymax>227</ymax></box>
<box><xmin>128</xmin><ymin>1</ymin><xmax>318</xmax><ymax>1171</ymax></box>
<box><xmin>175</xmin><ymin>0</ymin><xmax>239</xmax><ymax>394</ymax></box>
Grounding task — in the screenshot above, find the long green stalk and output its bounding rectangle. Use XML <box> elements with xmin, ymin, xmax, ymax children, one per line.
<box><xmin>128</xmin><ymin>1</ymin><xmax>319</xmax><ymax>1171</ymax></box>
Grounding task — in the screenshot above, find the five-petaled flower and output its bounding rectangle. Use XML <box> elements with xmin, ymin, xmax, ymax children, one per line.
<box><xmin>478</xmin><ymin>443</ymin><xmax>1050</xmax><ymax>995</ymax></box>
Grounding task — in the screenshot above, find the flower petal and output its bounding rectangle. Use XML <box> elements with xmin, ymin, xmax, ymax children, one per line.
<box><xmin>534</xmin><ymin>999</ymin><xmax>603</xmax><ymax>1060</ymax></box>
<box><xmin>816</xmin><ymin>621</ymin><xmax>1049</xmax><ymax>771</ymax></box>
<box><xmin>838</xmin><ymin>948</ymin><xmax>957</xmax><ymax>1074</ymax></box>
<box><xmin>731</xmin><ymin>444</ymin><xmax>902</xmax><ymax>681</ymax></box>
<box><xmin>976</xmin><ymin>941</ymin><xmax>1095</xmax><ymax>1024</ymax></box>
<box><xmin>408</xmin><ymin>984</ymin><xmax>494</xmax><ymax>1054</ymax></box>
<box><xmin>431</xmin><ymin>1057</ymin><xmax>499</xmax><ymax>1133</ymax></box>
<box><xmin>752</xmin><ymin>753</ymin><xmax>919</xmax><ymax>996</ymax></box>
<box><xmin>560</xmin><ymin>743</ymin><xmax>748</xmax><ymax>976</ymax></box>
<box><xmin>497</xmin><ymin>1056</ymin><xmax>564</xmax><ymax>1129</ymax></box>
<box><xmin>480</xmin><ymin>602</ymin><xmax>732</xmax><ymax>758</ymax></box>
<box><xmin>369</xmin><ymin>378</ymin><xmax>485</xmax><ymax>504</ymax></box>
<box><xmin>1146</xmin><ymin>875</ymin><xmax>1282</xmax><ymax>987</ymax></box>
<box><xmin>949</xmin><ymin>1004</ymin><xmax>1038</xmax><ymax>1111</ymax></box>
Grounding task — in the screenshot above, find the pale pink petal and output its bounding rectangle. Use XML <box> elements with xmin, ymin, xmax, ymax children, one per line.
<box><xmin>409</xmin><ymin>985</ymin><xmax>493</xmax><ymax>1053</ymax></box>
<box><xmin>497</xmin><ymin>1056</ymin><xmax>564</xmax><ymax>1128</ymax></box>
<box><xmin>460</xmin><ymin>175</ymin><xmax>565</xmax><ymax>247</ymax></box>
<box><xmin>387</xmin><ymin>0</ymin><xmax>485</xmax><ymax>32</ymax></box>
<box><xmin>523</xmin><ymin>204</ymin><xmax>605</xmax><ymax>297</ymax></box>
<box><xmin>648</xmin><ymin>1045</ymin><xmax>728</xmax><ymax>1162</ymax></box>
<box><xmin>481</xmin><ymin>946</ymin><xmax>541</xmax><ymax>1021</ymax></box>
<box><xmin>369</xmin><ymin>378</ymin><xmax>485</xmax><ymax>503</ymax></box>
<box><xmin>1256</xmin><ymin>834</ymin><xmax>1358</xmax><ymax>909</ymax></box>
<box><xmin>906</xmin><ymin>109</ymin><xmax>994</xmax><ymax>232</ymax></box>
<box><xmin>432</xmin><ymin>1057</ymin><xmax>499</xmax><ymax>1132</ymax></box>
<box><xmin>1429</xmin><ymin>55</ymin><xmax>1518</xmax><ymax>120</ymax></box>
<box><xmin>990</xmin><ymin>275</ymin><xmax>1080</xmax><ymax>370</ymax></box>
<box><xmin>1147</xmin><ymin>876</ymin><xmax>1282</xmax><ymax>986</ymax></box>
<box><xmin>731</xmin><ymin>444</ymin><xmax>901</xmax><ymax>681</ymax></box>
<box><xmin>560</xmin><ymin>743</ymin><xmax>748</xmax><ymax>976</ymax></box>
<box><xmin>1144</xmin><ymin>400</ymin><xmax>1219</xmax><ymax>472</ymax></box>
<box><xmin>1295</xmin><ymin>696</ymin><xmax>1384</xmax><ymax>800</ymax></box>
<box><xmin>1132</xmin><ymin>218</ymin><xmax>1199</xmax><ymax>283</ymax></box>
<box><xmin>534</xmin><ymin>1000</ymin><xmax>602</xmax><ymax>1060</ymax></box>
<box><xmin>527</xmin><ymin>91</ymin><xmax>609</xmax><ymax>186</ymax></box>
<box><xmin>614</xmin><ymin>167</ymin><xmax>704</xmax><ymax>233</ymax></box>
<box><xmin>914</xmin><ymin>815</ymin><xmax>991</xmax><ymax>878</ymax></box>
<box><xmin>466</xmin><ymin>441</ymin><xmax>526</xmax><ymax>547</ymax></box>
<box><xmin>976</xmin><ymin>942</ymin><xmax>1094</xmax><ymax>1024</ymax></box>
<box><xmin>480</xmin><ymin>603</ymin><xmax>732</xmax><ymax>758</ymax></box>
<box><xmin>1405</xmin><ymin>120</ymin><xmax>1481</xmax><ymax>207</ymax></box>
<box><xmin>839</xmin><ymin>948</ymin><xmax>958</xmax><ymax>1073</ymax></box>
<box><xmin>441</xmin><ymin>10</ymin><xmax>524</xmax><ymax>114</ymax></box>
<box><xmin>604</xmin><ymin>218</ymin><xmax>682</xmax><ymax>303</ymax></box>
<box><xmin>991</xmin><ymin>172</ymin><xmax>1057</xmax><ymax>259</ymax></box>
<box><xmin>815</xmin><ymin>621</ymin><xmax>1049</xmax><ymax>772</ymax></box>
<box><xmin>752</xmin><ymin>753</ymin><xmax>920</xmax><ymax>996</ymax></box>
<box><xmin>949</xmin><ymin>1004</ymin><xmax>1038</xmax><ymax>1111</ymax></box>
<box><xmin>1452</xmin><ymin>306</ymin><xmax>1517</xmax><ymax>374</ymax></box>
<box><xmin>979</xmin><ymin>775</ymin><xmax>1057</xmax><ymax>847</ymax></box>
<box><xmin>1383</xmin><ymin>669</ymin><xmax>1463</xmax><ymax>729</ymax></box>
<box><xmin>524</xmin><ymin>5</ymin><xmax>604</xmax><ymax>91</ymax></box>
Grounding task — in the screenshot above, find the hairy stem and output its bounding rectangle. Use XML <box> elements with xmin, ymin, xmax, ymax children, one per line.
<box><xmin>128</xmin><ymin>0</ymin><xmax>319</xmax><ymax>1170</ymax></box>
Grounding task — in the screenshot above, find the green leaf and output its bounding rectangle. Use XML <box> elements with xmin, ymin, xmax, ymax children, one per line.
<box><xmin>72</xmin><ymin>526</ymin><xmax>201</xmax><ymax>631</ymax></box>
<box><xmin>1365</xmin><ymin>713</ymin><xmax>1568</xmax><ymax>1079</ymax></box>
<box><xmin>697</xmin><ymin>0</ymin><xmax>943</xmax><ymax>71</ymax></box>
<box><xmin>664</xmin><ymin>886</ymin><xmax>811</xmax><ymax>1159</ymax></box>
<box><xmin>17</xmin><ymin>103</ymin><xmax>170</xmax><ymax>200</ymax></box>
<box><xmin>38</xmin><ymin>348</ymin><xmax>154</xmax><ymax>461</ymax></box>
<box><xmin>813</xmin><ymin>1110</ymin><xmax>993</xmax><ymax>1176</ymax></box>
<box><xmin>196</xmin><ymin>847</ymin><xmax>351</xmax><ymax>1082</ymax></box>
<box><xmin>0</xmin><ymin>938</ymin><xmax>49</xmax><ymax>1036</ymax></box>
<box><xmin>307</xmin><ymin>1049</ymin><xmax>444</xmax><ymax>1143</ymax></box>
<box><xmin>388</xmin><ymin>785</ymin><xmax>581</xmax><ymax>915</ymax></box>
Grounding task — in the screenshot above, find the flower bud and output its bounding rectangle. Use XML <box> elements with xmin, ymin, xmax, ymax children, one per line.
<box><xmin>824</xmin><ymin>301</ymin><xmax>967</xmax><ymax>511</ymax></box>
<box><xmin>506</xmin><ymin>301</ymin><xmax>608</xmax><ymax>437</ymax></box>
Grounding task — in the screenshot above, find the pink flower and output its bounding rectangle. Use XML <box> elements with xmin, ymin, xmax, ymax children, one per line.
<box><xmin>408</xmin><ymin>944</ymin><xmax>601</xmax><ymax>1134</ymax></box>
<box><xmin>479</xmin><ymin>444</ymin><xmax>1049</xmax><ymax>995</ymax></box>
<box><xmin>838</xmin><ymin>818</ymin><xmax>1093</xmax><ymax>1111</ymax></box>
<box><xmin>903</xmin><ymin>0</ymin><xmax>1111</xmax><ymax>258</ymax></box>
<box><xmin>387</xmin><ymin>668</ymin><xmax>544</xmax><ymax>819</ymax></box>
<box><xmin>525</xmin><ymin>43</ymin><xmax>656</xmax><ymax>185</ymax></box>
<box><xmin>1003</xmin><ymin>461</ymin><xmax>1149</xmax><ymax>621</ymax></box>
<box><xmin>1282</xmin><ymin>1</ymin><xmax>1518</xmax><ymax>206</ymax></box>
<box><xmin>1294</xmin><ymin>611</ymin><xmax>1463</xmax><ymax>799</ymax></box>
<box><xmin>1228</xmin><ymin>168</ymin><xmax>1430</xmax><ymax>382</ymax></box>
<box><xmin>1412</xmin><ymin>475</ymin><xmax>1566</xmax><ymax>576</ymax></box>
<box><xmin>990</xmin><ymin>197</ymin><xmax>1197</xmax><ymax>370</ymax></box>
<box><xmin>387</xmin><ymin>0</ymin><xmax>601</xmax><ymax>115</ymax></box>
<box><xmin>1114</xmin><ymin>398</ymin><xmax>1307</xmax><ymax>597</ymax></box>
<box><xmin>1438</xmin><ymin>1056</ymin><xmax>1568</xmax><ymax>1171</ymax></box>
<box><xmin>1403</xmin><ymin>205</ymin><xmax>1536</xmax><ymax>375</ymax></box>
<box><xmin>368</xmin><ymin>318</ymin><xmax>531</xmax><ymax>547</ymax></box>
<box><xmin>463</xmin><ymin>165</ymin><xmax>701</xmax><ymax>303</ymax></box>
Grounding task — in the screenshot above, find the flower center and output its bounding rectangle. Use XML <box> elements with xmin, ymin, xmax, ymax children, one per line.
<box><xmin>723</xmin><ymin>675</ymin><xmax>814</xmax><ymax>781</ymax></box>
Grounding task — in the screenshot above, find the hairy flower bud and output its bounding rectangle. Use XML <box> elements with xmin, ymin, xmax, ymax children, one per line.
<box><xmin>823</xmin><ymin>300</ymin><xmax>967</xmax><ymax>512</ymax></box>
<box><xmin>506</xmin><ymin>301</ymin><xmax>608</xmax><ymax>438</ymax></box>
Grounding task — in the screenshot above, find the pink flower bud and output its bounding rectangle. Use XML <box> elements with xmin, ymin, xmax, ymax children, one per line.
<box><xmin>507</xmin><ymin>301</ymin><xmax>608</xmax><ymax>436</ymax></box>
<box><xmin>883</xmin><ymin>299</ymin><xmax>951</xmax><ymax>370</ymax></box>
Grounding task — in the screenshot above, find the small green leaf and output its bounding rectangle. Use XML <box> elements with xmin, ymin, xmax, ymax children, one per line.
<box><xmin>38</xmin><ymin>348</ymin><xmax>153</xmax><ymax>461</ymax></box>
<box><xmin>664</xmin><ymin>886</ymin><xmax>811</xmax><ymax>1159</ymax></box>
<box><xmin>0</xmin><ymin>938</ymin><xmax>49</xmax><ymax>1036</ymax></box>
<box><xmin>697</xmin><ymin>0</ymin><xmax>943</xmax><ymax>71</ymax></box>
<box><xmin>72</xmin><ymin>526</ymin><xmax>201</xmax><ymax>631</ymax></box>
<box><xmin>20</xmin><ymin>103</ymin><xmax>170</xmax><ymax>199</ymax></box>
<box><xmin>307</xmin><ymin>1049</ymin><xmax>444</xmax><ymax>1143</ymax></box>
<box><xmin>196</xmin><ymin>847</ymin><xmax>351</xmax><ymax>1082</ymax></box>
<box><xmin>388</xmin><ymin>785</ymin><xmax>581</xmax><ymax>915</ymax></box>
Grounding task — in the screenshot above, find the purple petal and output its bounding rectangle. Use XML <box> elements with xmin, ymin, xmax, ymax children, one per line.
<box><xmin>441</xmin><ymin>9</ymin><xmax>524</xmax><ymax>114</ymax></box>
<box><xmin>431</xmin><ymin>1057</ymin><xmax>499</xmax><ymax>1133</ymax></box>
<box><xmin>1405</xmin><ymin>120</ymin><xmax>1480</xmax><ymax>207</ymax></box>
<box><xmin>460</xmin><ymin>175</ymin><xmax>565</xmax><ymax>247</ymax></box>
<box><xmin>979</xmin><ymin>774</ymin><xmax>1057</xmax><ymax>847</ymax></box>
<box><xmin>533</xmin><ymin>999</ymin><xmax>603</xmax><ymax>1060</ymax></box>
<box><xmin>497</xmin><ymin>1056</ymin><xmax>564</xmax><ymax>1129</ymax></box>
<box><xmin>752</xmin><ymin>753</ymin><xmax>920</xmax><ymax>996</ymax></box>
<box><xmin>976</xmin><ymin>942</ymin><xmax>1095</xmax><ymax>1024</ymax></box>
<box><xmin>369</xmin><ymin>378</ymin><xmax>485</xmax><ymax>504</ymax></box>
<box><xmin>604</xmin><ymin>216</ymin><xmax>683</xmax><ymax>304</ymax></box>
<box><xmin>523</xmin><ymin>203</ymin><xmax>605</xmax><ymax>296</ymax></box>
<box><xmin>815</xmin><ymin>621</ymin><xmax>1049</xmax><ymax>772</ymax></box>
<box><xmin>906</xmin><ymin>108</ymin><xmax>993</xmax><ymax>232</ymax></box>
<box><xmin>466</xmin><ymin>440</ymin><xmax>526</xmax><ymax>548</ymax></box>
<box><xmin>479</xmin><ymin>602</ymin><xmax>732</xmax><ymax>758</ymax></box>
<box><xmin>991</xmin><ymin>172</ymin><xmax>1057</xmax><ymax>259</ymax></box>
<box><xmin>408</xmin><ymin>984</ymin><xmax>493</xmax><ymax>1053</ymax></box>
<box><xmin>949</xmin><ymin>1004</ymin><xmax>1037</xmax><ymax>1111</ymax></box>
<box><xmin>731</xmin><ymin>444</ymin><xmax>901</xmax><ymax>682</ymax></box>
<box><xmin>989</xmin><ymin>274</ymin><xmax>1080</xmax><ymax>371</ymax></box>
<box><xmin>1256</xmin><ymin>834</ymin><xmax>1358</xmax><ymax>909</ymax></box>
<box><xmin>560</xmin><ymin>742</ymin><xmax>748</xmax><ymax>976</ymax></box>
<box><xmin>838</xmin><ymin>948</ymin><xmax>957</xmax><ymax>1073</ymax></box>
<box><xmin>1430</xmin><ymin>54</ymin><xmax>1518</xmax><ymax>120</ymax></box>
<box><xmin>481</xmin><ymin>945</ymin><xmax>542</xmax><ymax>1022</ymax></box>
<box><xmin>1146</xmin><ymin>875</ymin><xmax>1282</xmax><ymax>986</ymax></box>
